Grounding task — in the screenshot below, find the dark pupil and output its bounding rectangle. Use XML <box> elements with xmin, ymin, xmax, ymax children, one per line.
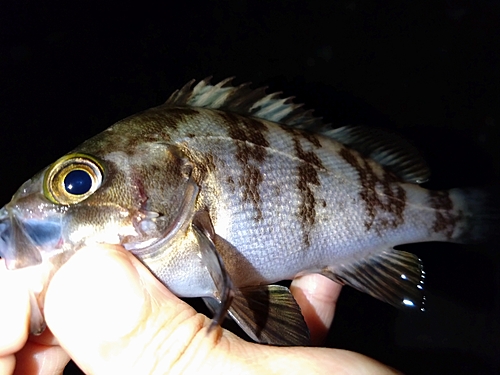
<box><xmin>64</xmin><ymin>169</ymin><xmax>92</xmax><ymax>195</ymax></box>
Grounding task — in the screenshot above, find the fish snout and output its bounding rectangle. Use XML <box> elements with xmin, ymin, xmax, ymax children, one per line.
<box><xmin>0</xmin><ymin>206</ymin><xmax>63</xmax><ymax>270</ymax></box>
<box><xmin>0</xmin><ymin>207</ymin><xmax>16</xmax><ymax>268</ymax></box>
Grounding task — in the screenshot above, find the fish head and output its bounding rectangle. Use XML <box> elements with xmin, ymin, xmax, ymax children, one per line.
<box><xmin>0</xmin><ymin>140</ymin><xmax>197</xmax><ymax>333</ymax></box>
<box><xmin>0</xmin><ymin>153</ymin><xmax>130</xmax><ymax>268</ymax></box>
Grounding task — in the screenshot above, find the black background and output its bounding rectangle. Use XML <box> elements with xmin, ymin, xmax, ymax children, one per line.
<box><xmin>1</xmin><ymin>1</ymin><xmax>499</xmax><ymax>374</ymax></box>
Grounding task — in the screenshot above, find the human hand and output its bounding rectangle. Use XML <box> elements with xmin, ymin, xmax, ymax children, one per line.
<box><xmin>0</xmin><ymin>245</ymin><xmax>400</xmax><ymax>374</ymax></box>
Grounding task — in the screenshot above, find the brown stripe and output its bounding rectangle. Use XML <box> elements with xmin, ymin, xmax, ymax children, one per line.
<box><xmin>292</xmin><ymin>136</ymin><xmax>324</xmax><ymax>246</ymax></box>
<box><xmin>180</xmin><ymin>147</ymin><xmax>217</xmax><ymax>186</ymax></box>
<box><xmin>428</xmin><ymin>190</ymin><xmax>461</xmax><ymax>240</ymax></box>
<box><xmin>340</xmin><ymin>147</ymin><xmax>406</xmax><ymax>235</ymax></box>
<box><xmin>240</xmin><ymin>164</ymin><xmax>264</xmax><ymax>221</ymax></box>
<box><xmin>119</xmin><ymin>107</ymin><xmax>201</xmax><ymax>150</ymax></box>
<box><xmin>297</xmin><ymin>163</ymin><xmax>320</xmax><ymax>246</ymax></box>
<box><xmin>220</xmin><ymin>112</ymin><xmax>270</xmax><ymax>221</ymax></box>
<box><xmin>221</xmin><ymin>112</ymin><xmax>270</xmax><ymax>151</ymax></box>
<box><xmin>164</xmin><ymin>107</ymin><xmax>200</xmax><ymax>128</ymax></box>
<box><xmin>302</xmin><ymin>131</ymin><xmax>322</xmax><ymax>148</ymax></box>
<box><xmin>293</xmin><ymin>138</ymin><xmax>324</xmax><ymax>169</ymax></box>
<box><xmin>281</xmin><ymin>126</ymin><xmax>322</xmax><ymax>149</ymax></box>
<box><xmin>142</xmin><ymin>107</ymin><xmax>200</xmax><ymax>131</ymax></box>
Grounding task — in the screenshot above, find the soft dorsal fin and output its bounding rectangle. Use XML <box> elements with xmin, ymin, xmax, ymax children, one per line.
<box><xmin>323</xmin><ymin>125</ymin><xmax>430</xmax><ymax>183</ymax></box>
<box><xmin>166</xmin><ymin>77</ymin><xmax>430</xmax><ymax>183</ymax></box>
<box><xmin>165</xmin><ymin>77</ymin><xmax>324</xmax><ymax>129</ymax></box>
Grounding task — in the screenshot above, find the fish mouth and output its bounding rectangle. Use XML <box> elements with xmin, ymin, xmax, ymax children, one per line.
<box><xmin>0</xmin><ymin>206</ymin><xmax>62</xmax><ymax>270</ymax></box>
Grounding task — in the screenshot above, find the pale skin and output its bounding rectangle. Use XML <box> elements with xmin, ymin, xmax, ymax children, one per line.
<box><xmin>0</xmin><ymin>245</ymin><xmax>400</xmax><ymax>375</ymax></box>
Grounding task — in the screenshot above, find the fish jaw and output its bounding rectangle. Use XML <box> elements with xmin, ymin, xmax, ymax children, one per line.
<box><xmin>0</xmin><ymin>199</ymin><xmax>68</xmax><ymax>334</ymax></box>
<box><xmin>0</xmin><ymin>187</ymin><xmax>138</xmax><ymax>334</ymax></box>
<box><xmin>0</xmin><ymin>199</ymin><xmax>66</xmax><ymax>271</ymax></box>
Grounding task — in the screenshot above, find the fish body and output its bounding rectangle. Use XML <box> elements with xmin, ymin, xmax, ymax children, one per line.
<box><xmin>0</xmin><ymin>78</ymin><xmax>492</xmax><ymax>345</ymax></box>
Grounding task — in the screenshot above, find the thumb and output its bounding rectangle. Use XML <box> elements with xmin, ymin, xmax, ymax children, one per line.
<box><xmin>44</xmin><ymin>245</ymin><xmax>217</xmax><ymax>375</ymax></box>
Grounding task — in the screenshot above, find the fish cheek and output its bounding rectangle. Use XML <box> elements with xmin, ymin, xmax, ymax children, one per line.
<box><xmin>62</xmin><ymin>204</ymin><xmax>136</xmax><ymax>247</ymax></box>
<box><xmin>100</xmin><ymin>164</ymin><xmax>144</xmax><ymax>211</ymax></box>
<box><xmin>59</xmin><ymin>163</ymin><xmax>144</xmax><ymax>246</ymax></box>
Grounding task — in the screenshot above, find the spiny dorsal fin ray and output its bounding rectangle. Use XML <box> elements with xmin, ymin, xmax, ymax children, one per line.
<box><xmin>321</xmin><ymin>248</ymin><xmax>425</xmax><ymax>311</ymax></box>
<box><xmin>166</xmin><ymin>78</ymin><xmax>430</xmax><ymax>183</ymax></box>
<box><xmin>165</xmin><ymin>77</ymin><xmax>325</xmax><ymax>129</ymax></box>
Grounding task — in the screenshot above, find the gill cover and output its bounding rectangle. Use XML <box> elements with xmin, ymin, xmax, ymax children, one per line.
<box><xmin>43</xmin><ymin>153</ymin><xmax>104</xmax><ymax>205</ymax></box>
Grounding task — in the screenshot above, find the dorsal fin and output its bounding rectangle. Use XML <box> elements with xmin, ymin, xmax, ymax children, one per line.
<box><xmin>166</xmin><ymin>77</ymin><xmax>430</xmax><ymax>184</ymax></box>
<box><xmin>323</xmin><ymin>125</ymin><xmax>430</xmax><ymax>183</ymax></box>
<box><xmin>165</xmin><ymin>77</ymin><xmax>325</xmax><ymax>128</ymax></box>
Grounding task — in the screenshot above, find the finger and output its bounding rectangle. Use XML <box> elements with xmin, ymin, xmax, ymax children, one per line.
<box><xmin>1</xmin><ymin>259</ymin><xmax>70</xmax><ymax>375</ymax></box>
<box><xmin>251</xmin><ymin>346</ymin><xmax>402</xmax><ymax>375</ymax></box>
<box><xmin>43</xmin><ymin>246</ymin><xmax>400</xmax><ymax>375</ymax></box>
<box><xmin>0</xmin><ymin>260</ymin><xmax>30</xmax><ymax>356</ymax></box>
<box><xmin>14</xmin><ymin>340</ymin><xmax>69</xmax><ymax>375</ymax></box>
<box><xmin>44</xmin><ymin>245</ymin><xmax>216</xmax><ymax>375</ymax></box>
<box><xmin>0</xmin><ymin>355</ymin><xmax>15</xmax><ymax>375</ymax></box>
<box><xmin>13</xmin><ymin>329</ymin><xmax>70</xmax><ymax>375</ymax></box>
<box><xmin>290</xmin><ymin>274</ymin><xmax>342</xmax><ymax>345</ymax></box>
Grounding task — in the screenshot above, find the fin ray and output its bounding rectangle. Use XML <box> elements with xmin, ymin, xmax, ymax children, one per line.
<box><xmin>192</xmin><ymin>213</ymin><xmax>234</xmax><ymax>329</ymax></box>
<box><xmin>322</xmin><ymin>248</ymin><xmax>425</xmax><ymax>310</ymax></box>
<box><xmin>165</xmin><ymin>77</ymin><xmax>324</xmax><ymax>129</ymax></box>
<box><xmin>166</xmin><ymin>78</ymin><xmax>429</xmax><ymax>184</ymax></box>
<box><xmin>323</xmin><ymin>125</ymin><xmax>430</xmax><ymax>183</ymax></box>
<box><xmin>228</xmin><ymin>285</ymin><xmax>310</xmax><ymax>346</ymax></box>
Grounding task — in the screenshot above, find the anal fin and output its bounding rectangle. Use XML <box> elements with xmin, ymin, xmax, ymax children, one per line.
<box><xmin>227</xmin><ymin>285</ymin><xmax>310</xmax><ymax>346</ymax></box>
<box><xmin>322</xmin><ymin>248</ymin><xmax>425</xmax><ymax>310</ymax></box>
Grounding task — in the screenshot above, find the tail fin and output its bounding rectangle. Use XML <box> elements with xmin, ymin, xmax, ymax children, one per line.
<box><xmin>450</xmin><ymin>186</ymin><xmax>500</xmax><ymax>244</ymax></box>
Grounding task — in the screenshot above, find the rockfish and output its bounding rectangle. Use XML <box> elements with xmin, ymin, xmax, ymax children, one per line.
<box><xmin>0</xmin><ymin>78</ymin><xmax>494</xmax><ymax>345</ymax></box>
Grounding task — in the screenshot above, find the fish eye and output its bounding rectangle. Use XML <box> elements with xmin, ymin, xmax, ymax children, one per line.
<box><xmin>64</xmin><ymin>169</ymin><xmax>93</xmax><ymax>195</ymax></box>
<box><xmin>43</xmin><ymin>153</ymin><xmax>104</xmax><ymax>205</ymax></box>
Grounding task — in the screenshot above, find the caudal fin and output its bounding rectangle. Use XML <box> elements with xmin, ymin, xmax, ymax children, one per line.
<box><xmin>450</xmin><ymin>186</ymin><xmax>500</xmax><ymax>244</ymax></box>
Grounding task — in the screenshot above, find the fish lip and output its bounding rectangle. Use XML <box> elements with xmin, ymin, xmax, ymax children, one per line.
<box><xmin>0</xmin><ymin>205</ymin><xmax>63</xmax><ymax>270</ymax></box>
<box><xmin>0</xmin><ymin>209</ymin><xmax>13</xmax><ymax>266</ymax></box>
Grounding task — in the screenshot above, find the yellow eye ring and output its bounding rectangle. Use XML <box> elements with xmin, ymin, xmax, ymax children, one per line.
<box><xmin>43</xmin><ymin>153</ymin><xmax>104</xmax><ymax>205</ymax></box>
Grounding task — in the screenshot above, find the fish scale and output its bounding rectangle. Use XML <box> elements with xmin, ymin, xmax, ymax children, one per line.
<box><xmin>179</xmin><ymin>109</ymin><xmax>430</xmax><ymax>286</ymax></box>
<box><xmin>0</xmin><ymin>77</ymin><xmax>496</xmax><ymax>345</ymax></box>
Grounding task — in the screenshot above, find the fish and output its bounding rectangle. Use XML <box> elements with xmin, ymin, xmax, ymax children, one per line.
<box><xmin>0</xmin><ymin>77</ymin><xmax>496</xmax><ymax>346</ymax></box>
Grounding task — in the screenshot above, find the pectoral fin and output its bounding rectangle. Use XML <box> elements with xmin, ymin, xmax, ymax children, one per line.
<box><xmin>192</xmin><ymin>210</ymin><xmax>309</xmax><ymax>345</ymax></box>
<box><xmin>192</xmin><ymin>211</ymin><xmax>234</xmax><ymax>330</ymax></box>
<box><xmin>322</xmin><ymin>248</ymin><xmax>425</xmax><ymax>310</ymax></box>
<box><xmin>227</xmin><ymin>285</ymin><xmax>310</xmax><ymax>346</ymax></box>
